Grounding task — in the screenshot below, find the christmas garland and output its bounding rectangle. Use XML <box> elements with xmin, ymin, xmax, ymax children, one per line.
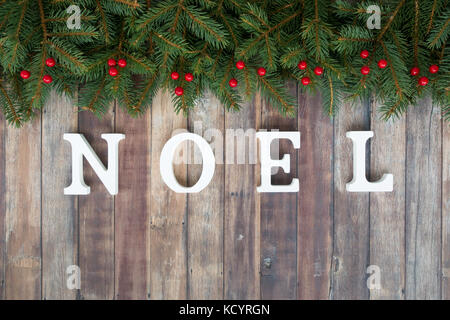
<box><xmin>0</xmin><ymin>0</ymin><xmax>448</xmax><ymax>126</ymax></box>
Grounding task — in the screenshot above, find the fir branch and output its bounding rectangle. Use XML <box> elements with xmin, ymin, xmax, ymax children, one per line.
<box><xmin>220</xmin><ymin>13</ymin><xmax>238</xmax><ymax>47</ymax></box>
<box><xmin>427</xmin><ymin>0</ymin><xmax>438</xmax><ymax>33</ymax></box>
<box><xmin>259</xmin><ymin>77</ymin><xmax>293</xmax><ymax>113</ymax></box>
<box><xmin>28</xmin><ymin>49</ymin><xmax>47</xmax><ymax>113</ymax></box>
<box><xmin>119</xmin><ymin>50</ymin><xmax>154</xmax><ymax>72</ymax></box>
<box><xmin>380</xmin><ymin>41</ymin><xmax>402</xmax><ymax>97</ymax></box>
<box><xmin>47</xmin><ymin>32</ymin><xmax>97</xmax><ymax>37</ymax></box>
<box><xmin>413</xmin><ymin>0</ymin><xmax>419</xmax><ymax>66</ymax></box>
<box><xmin>384</xmin><ymin>99</ymin><xmax>402</xmax><ymax>119</ymax></box>
<box><xmin>96</xmin><ymin>0</ymin><xmax>110</xmax><ymax>43</ymax></box>
<box><xmin>0</xmin><ymin>81</ymin><xmax>21</xmax><ymax>124</ymax></box>
<box><xmin>181</xmin><ymin>5</ymin><xmax>227</xmax><ymax>45</ymax></box>
<box><xmin>429</xmin><ymin>18</ymin><xmax>449</xmax><ymax>47</ymax></box>
<box><xmin>154</xmin><ymin>32</ymin><xmax>185</xmax><ymax>50</ymax></box>
<box><xmin>7</xmin><ymin>0</ymin><xmax>29</xmax><ymax>71</ymax></box>
<box><xmin>210</xmin><ymin>48</ymin><xmax>222</xmax><ymax>76</ymax></box>
<box><xmin>132</xmin><ymin>73</ymin><xmax>157</xmax><ymax>111</ymax></box>
<box><xmin>337</xmin><ymin>37</ymin><xmax>371</xmax><ymax>42</ymax></box>
<box><xmin>38</xmin><ymin>0</ymin><xmax>48</xmax><ymax>38</ymax></box>
<box><xmin>243</xmin><ymin>67</ymin><xmax>251</xmax><ymax>97</ymax></box>
<box><xmin>238</xmin><ymin>10</ymin><xmax>302</xmax><ymax>57</ymax></box>
<box><xmin>327</xmin><ymin>75</ymin><xmax>334</xmax><ymax>116</ymax></box>
<box><xmin>375</xmin><ymin>0</ymin><xmax>405</xmax><ymax>43</ymax></box>
<box><xmin>137</xmin><ymin>3</ymin><xmax>177</xmax><ymax>30</ymax></box>
<box><xmin>45</xmin><ymin>40</ymin><xmax>87</xmax><ymax>71</ymax></box>
<box><xmin>113</xmin><ymin>0</ymin><xmax>140</xmax><ymax>8</ymax></box>
<box><xmin>82</xmin><ymin>76</ymin><xmax>107</xmax><ymax>111</ymax></box>
<box><xmin>220</xmin><ymin>58</ymin><xmax>234</xmax><ymax>90</ymax></box>
<box><xmin>314</xmin><ymin>0</ymin><xmax>320</xmax><ymax>59</ymax></box>
<box><xmin>171</xmin><ymin>0</ymin><xmax>185</xmax><ymax>33</ymax></box>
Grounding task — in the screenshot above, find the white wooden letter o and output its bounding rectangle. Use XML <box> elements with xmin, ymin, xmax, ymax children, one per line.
<box><xmin>160</xmin><ymin>133</ymin><xmax>215</xmax><ymax>193</ymax></box>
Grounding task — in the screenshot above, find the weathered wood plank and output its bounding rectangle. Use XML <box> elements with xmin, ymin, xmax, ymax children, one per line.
<box><xmin>443</xmin><ymin>118</ymin><xmax>450</xmax><ymax>299</ymax></box>
<box><xmin>0</xmin><ymin>114</ymin><xmax>5</xmax><ymax>299</ymax></box>
<box><xmin>42</xmin><ymin>91</ymin><xmax>78</xmax><ymax>299</ymax></box>
<box><xmin>260</xmin><ymin>83</ymin><xmax>298</xmax><ymax>299</ymax></box>
<box><xmin>114</xmin><ymin>106</ymin><xmax>151</xmax><ymax>300</ymax></box>
<box><xmin>332</xmin><ymin>100</ymin><xmax>370</xmax><ymax>300</ymax></box>
<box><xmin>149</xmin><ymin>90</ymin><xmax>187</xmax><ymax>299</ymax></box>
<box><xmin>405</xmin><ymin>99</ymin><xmax>442</xmax><ymax>299</ymax></box>
<box><xmin>297</xmin><ymin>92</ymin><xmax>333</xmax><ymax>300</ymax></box>
<box><xmin>4</xmin><ymin>116</ymin><xmax>41</xmax><ymax>300</ymax></box>
<box><xmin>369</xmin><ymin>101</ymin><xmax>406</xmax><ymax>300</ymax></box>
<box><xmin>224</xmin><ymin>97</ymin><xmax>260</xmax><ymax>299</ymax></box>
<box><xmin>187</xmin><ymin>93</ymin><xmax>224</xmax><ymax>299</ymax></box>
<box><xmin>78</xmin><ymin>106</ymin><xmax>115</xmax><ymax>300</ymax></box>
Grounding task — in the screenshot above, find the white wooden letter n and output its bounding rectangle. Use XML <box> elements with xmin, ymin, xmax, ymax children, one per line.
<box><xmin>64</xmin><ymin>133</ymin><xmax>125</xmax><ymax>195</ymax></box>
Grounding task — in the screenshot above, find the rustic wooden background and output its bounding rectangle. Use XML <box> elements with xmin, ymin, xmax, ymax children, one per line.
<box><xmin>0</xmin><ymin>88</ymin><xmax>448</xmax><ymax>300</ymax></box>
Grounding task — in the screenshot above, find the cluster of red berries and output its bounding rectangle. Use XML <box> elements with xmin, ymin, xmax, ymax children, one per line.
<box><xmin>171</xmin><ymin>60</ymin><xmax>266</xmax><ymax>96</ymax></box>
<box><xmin>229</xmin><ymin>60</ymin><xmax>267</xmax><ymax>88</ymax></box>
<box><xmin>359</xmin><ymin>50</ymin><xmax>387</xmax><ymax>75</ymax></box>
<box><xmin>410</xmin><ymin>65</ymin><xmax>438</xmax><ymax>86</ymax></box>
<box><xmin>297</xmin><ymin>60</ymin><xmax>323</xmax><ymax>85</ymax></box>
<box><xmin>108</xmin><ymin>58</ymin><xmax>127</xmax><ymax>77</ymax></box>
<box><xmin>171</xmin><ymin>71</ymin><xmax>194</xmax><ymax>96</ymax></box>
<box><xmin>20</xmin><ymin>57</ymin><xmax>57</xmax><ymax>83</ymax></box>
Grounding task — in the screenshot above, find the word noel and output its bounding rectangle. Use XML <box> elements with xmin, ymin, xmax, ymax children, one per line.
<box><xmin>63</xmin><ymin>131</ymin><xmax>393</xmax><ymax>195</ymax></box>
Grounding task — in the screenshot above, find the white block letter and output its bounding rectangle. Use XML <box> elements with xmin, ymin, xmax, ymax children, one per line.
<box><xmin>160</xmin><ymin>133</ymin><xmax>215</xmax><ymax>193</ymax></box>
<box><xmin>256</xmin><ymin>131</ymin><xmax>300</xmax><ymax>193</ymax></box>
<box><xmin>64</xmin><ymin>133</ymin><xmax>125</xmax><ymax>195</ymax></box>
<box><xmin>366</xmin><ymin>5</ymin><xmax>381</xmax><ymax>30</ymax></box>
<box><xmin>346</xmin><ymin>131</ymin><xmax>393</xmax><ymax>192</ymax></box>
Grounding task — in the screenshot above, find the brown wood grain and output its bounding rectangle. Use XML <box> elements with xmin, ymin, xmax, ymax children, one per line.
<box><xmin>297</xmin><ymin>91</ymin><xmax>333</xmax><ymax>300</ymax></box>
<box><xmin>149</xmin><ymin>90</ymin><xmax>187</xmax><ymax>299</ymax></box>
<box><xmin>42</xmin><ymin>91</ymin><xmax>78</xmax><ymax>299</ymax></box>
<box><xmin>443</xmin><ymin>118</ymin><xmax>450</xmax><ymax>299</ymax></box>
<box><xmin>224</xmin><ymin>97</ymin><xmax>260</xmax><ymax>299</ymax></box>
<box><xmin>332</xmin><ymin>100</ymin><xmax>370</xmax><ymax>300</ymax></box>
<box><xmin>4</xmin><ymin>117</ymin><xmax>41</xmax><ymax>300</ymax></box>
<box><xmin>0</xmin><ymin>90</ymin><xmax>448</xmax><ymax>300</ymax></box>
<box><xmin>78</xmin><ymin>105</ymin><xmax>115</xmax><ymax>300</ymax></box>
<box><xmin>369</xmin><ymin>101</ymin><xmax>406</xmax><ymax>300</ymax></box>
<box><xmin>405</xmin><ymin>99</ymin><xmax>442</xmax><ymax>299</ymax></box>
<box><xmin>187</xmin><ymin>92</ymin><xmax>224</xmax><ymax>299</ymax></box>
<box><xmin>260</xmin><ymin>83</ymin><xmax>298</xmax><ymax>299</ymax></box>
<box><xmin>0</xmin><ymin>114</ymin><xmax>5</xmax><ymax>299</ymax></box>
<box><xmin>114</xmin><ymin>105</ymin><xmax>151</xmax><ymax>300</ymax></box>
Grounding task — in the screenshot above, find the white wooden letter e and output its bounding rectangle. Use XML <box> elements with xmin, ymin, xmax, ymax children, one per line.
<box><xmin>64</xmin><ymin>133</ymin><xmax>125</xmax><ymax>195</ymax></box>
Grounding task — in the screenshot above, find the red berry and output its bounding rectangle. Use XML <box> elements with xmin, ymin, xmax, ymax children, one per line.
<box><xmin>361</xmin><ymin>66</ymin><xmax>370</xmax><ymax>75</ymax></box>
<box><xmin>378</xmin><ymin>59</ymin><xmax>387</xmax><ymax>69</ymax></box>
<box><xmin>175</xmin><ymin>87</ymin><xmax>184</xmax><ymax>96</ymax></box>
<box><xmin>314</xmin><ymin>66</ymin><xmax>323</xmax><ymax>75</ymax></box>
<box><xmin>171</xmin><ymin>72</ymin><xmax>179</xmax><ymax>80</ymax></box>
<box><xmin>45</xmin><ymin>58</ymin><xmax>56</xmax><ymax>67</ymax></box>
<box><xmin>298</xmin><ymin>61</ymin><xmax>307</xmax><ymax>70</ymax></box>
<box><xmin>118</xmin><ymin>59</ymin><xmax>127</xmax><ymax>68</ymax></box>
<box><xmin>109</xmin><ymin>67</ymin><xmax>118</xmax><ymax>77</ymax></box>
<box><xmin>360</xmin><ymin>50</ymin><xmax>369</xmax><ymax>59</ymax></box>
<box><xmin>301</xmin><ymin>77</ymin><xmax>311</xmax><ymax>85</ymax></box>
<box><xmin>20</xmin><ymin>70</ymin><xmax>30</xmax><ymax>79</ymax></box>
<box><xmin>43</xmin><ymin>75</ymin><xmax>53</xmax><ymax>84</ymax></box>
<box><xmin>229</xmin><ymin>78</ymin><xmax>238</xmax><ymax>87</ymax></box>
<box><xmin>236</xmin><ymin>60</ymin><xmax>245</xmax><ymax>70</ymax></box>
<box><xmin>107</xmin><ymin>59</ymin><xmax>116</xmax><ymax>67</ymax></box>
<box><xmin>418</xmin><ymin>76</ymin><xmax>429</xmax><ymax>86</ymax></box>
<box><xmin>429</xmin><ymin>65</ymin><xmax>439</xmax><ymax>74</ymax></box>
<box><xmin>257</xmin><ymin>67</ymin><xmax>266</xmax><ymax>76</ymax></box>
<box><xmin>410</xmin><ymin>67</ymin><xmax>420</xmax><ymax>76</ymax></box>
<box><xmin>185</xmin><ymin>73</ymin><xmax>194</xmax><ymax>82</ymax></box>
